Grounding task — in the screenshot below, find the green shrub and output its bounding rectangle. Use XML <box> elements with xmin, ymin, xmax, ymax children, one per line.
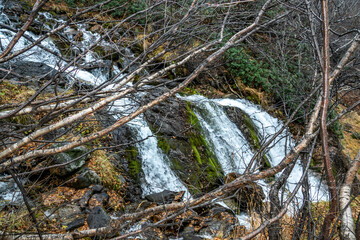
<box><xmin>225</xmin><ymin>45</ymin><xmax>271</xmax><ymax>91</ymax></box>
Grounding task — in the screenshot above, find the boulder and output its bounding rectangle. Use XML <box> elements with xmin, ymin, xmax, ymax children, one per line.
<box><xmin>91</xmin><ymin>185</ymin><xmax>104</xmax><ymax>193</ymax></box>
<box><xmin>68</xmin><ymin>168</ymin><xmax>101</xmax><ymax>189</ymax></box>
<box><xmin>145</xmin><ymin>190</ymin><xmax>182</xmax><ymax>204</ymax></box>
<box><xmin>51</xmin><ymin>146</ymin><xmax>88</xmax><ymax>176</ymax></box>
<box><xmin>58</xmin><ymin>204</ymin><xmax>82</xmax><ymax>223</ymax></box>
<box><xmin>65</xmin><ymin>217</ymin><xmax>85</xmax><ymax>231</ymax></box>
<box><xmin>78</xmin><ymin>189</ymin><xmax>93</xmax><ymax>209</ymax></box>
<box><xmin>0</xmin><ymin>61</ymin><xmax>58</xmax><ymax>80</ymax></box>
<box><xmin>86</xmin><ymin>206</ymin><xmax>110</xmax><ymax>229</ymax></box>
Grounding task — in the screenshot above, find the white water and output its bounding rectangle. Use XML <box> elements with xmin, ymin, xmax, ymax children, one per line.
<box><xmin>106</xmin><ymin>89</ymin><xmax>189</xmax><ymax>197</ymax></box>
<box><xmin>178</xmin><ymin>95</ymin><xmax>254</xmax><ymax>174</ymax></box>
<box><xmin>0</xmin><ymin>4</ymin><xmax>188</xmax><ymax>199</ymax></box>
<box><xmin>0</xmin><ymin>1</ymin><xmax>327</xmax><ymax>228</ymax></box>
<box><xmin>180</xmin><ymin>95</ymin><xmax>328</xmax><ymax>202</ymax></box>
<box><xmin>128</xmin><ymin>116</ymin><xmax>189</xmax><ymax>196</ymax></box>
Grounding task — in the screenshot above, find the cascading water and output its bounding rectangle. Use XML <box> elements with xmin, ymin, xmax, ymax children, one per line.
<box><xmin>0</xmin><ymin>1</ymin><xmax>328</xmax><ymax>230</ymax></box>
<box><xmin>0</xmin><ymin>3</ymin><xmax>188</xmax><ymax>199</ymax></box>
<box><xmin>127</xmin><ymin>116</ymin><xmax>189</xmax><ymax>196</ymax></box>
<box><xmin>102</xmin><ymin>83</ymin><xmax>189</xmax><ymax>197</ymax></box>
<box><xmin>180</xmin><ymin>95</ymin><xmax>328</xmax><ymax>202</ymax></box>
<box><xmin>178</xmin><ymin>95</ymin><xmax>254</xmax><ymax>174</ymax></box>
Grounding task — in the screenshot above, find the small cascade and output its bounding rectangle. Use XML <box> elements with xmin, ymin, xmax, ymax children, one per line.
<box><xmin>178</xmin><ymin>95</ymin><xmax>254</xmax><ymax>174</ymax></box>
<box><xmin>214</xmin><ymin>98</ymin><xmax>328</xmax><ymax>201</ymax></box>
<box><xmin>128</xmin><ymin>117</ymin><xmax>189</xmax><ymax>196</ymax></box>
<box><xmin>108</xmin><ymin>96</ymin><xmax>189</xmax><ymax>197</ymax></box>
<box><xmin>180</xmin><ymin>95</ymin><xmax>328</xmax><ymax>202</ymax></box>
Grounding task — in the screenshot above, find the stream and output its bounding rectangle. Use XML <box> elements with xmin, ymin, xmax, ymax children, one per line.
<box><xmin>0</xmin><ymin>0</ymin><xmax>327</xmax><ymax>226</ymax></box>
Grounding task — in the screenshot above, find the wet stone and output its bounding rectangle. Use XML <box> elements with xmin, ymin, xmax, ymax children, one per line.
<box><xmin>145</xmin><ymin>190</ymin><xmax>178</xmax><ymax>204</ymax></box>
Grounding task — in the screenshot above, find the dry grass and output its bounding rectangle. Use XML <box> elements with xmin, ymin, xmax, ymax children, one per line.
<box><xmin>0</xmin><ymin>81</ymin><xmax>35</xmax><ymax>105</ymax></box>
<box><xmin>89</xmin><ymin>150</ymin><xmax>124</xmax><ymax>191</ymax></box>
<box><xmin>338</xmin><ymin>105</ymin><xmax>360</xmax><ymax>160</ymax></box>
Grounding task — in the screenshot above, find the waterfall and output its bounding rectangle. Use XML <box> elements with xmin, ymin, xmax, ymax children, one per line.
<box><xmin>107</xmin><ymin>95</ymin><xmax>189</xmax><ymax>197</ymax></box>
<box><xmin>180</xmin><ymin>95</ymin><xmax>328</xmax><ymax>202</ymax></box>
<box><xmin>178</xmin><ymin>95</ymin><xmax>254</xmax><ymax>174</ymax></box>
<box><xmin>0</xmin><ymin>5</ymin><xmax>187</xmax><ymax>198</ymax></box>
<box><xmin>0</xmin><ymin>1</ymin><xmax>327</xmax><ymax>209</ymax></box>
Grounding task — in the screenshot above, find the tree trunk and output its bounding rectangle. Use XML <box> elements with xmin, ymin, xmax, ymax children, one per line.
<box><xmin>340</xmin><ymin>150</ymin><xmax>360</xmax><ymax>240</ymax></box>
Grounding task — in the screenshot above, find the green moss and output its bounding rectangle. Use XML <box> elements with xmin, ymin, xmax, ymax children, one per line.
<box><xmin>124</xmin><ymin>146</ymin><xmax>141</xmax><ymax>178</ymax></box>
<box><xmin>158</xmin><ymin>137</ymin><xmax>170</xmax><ymax>154</ymax></box>
<box><xmin>186</xmin><ymin>102</ymin><xmax>201</xmax><ymax>131</ymax></box>
<box><xmin>191</xmin><ymin>144</ymin><xmax>202</xmax><ymax>164</ymax></box>
<box><xmin>179</xmin><ymin>87</ymin><xmax>199</xmax><ymax>96</ymax></box>
<box><xmin>185</xmin><ymin>103</ymin><xmax>223</xmax><ymax>191</ymax></box>
<box><xmin>171</xmin><ymin>158</ymin><xmax>183</xmax><ymax>171</ymax></box>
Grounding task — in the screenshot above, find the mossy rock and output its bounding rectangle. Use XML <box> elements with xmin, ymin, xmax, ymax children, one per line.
<box><xmin>124</xmin><ymin>146</ymin><xmax>141</xmax><ymax>180</ymax></box>
<box><xmin>51</xmin><ymin>146</ymin><xmax>88</xmax><ymax>176</ymax></box>
<box><xmin>145</xmin><ymin>98</ymin><xmax>224</xmax><ymax>195</ymax></box>
<box><xmin>225</xmin><ymin>107</ymin><xmax>271</xmax><ymax>172</ymax></box>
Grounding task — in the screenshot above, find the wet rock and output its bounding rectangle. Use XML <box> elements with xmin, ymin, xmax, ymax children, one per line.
<box><xmin>87</xmin><ymin>206</ymin><xmax>110</xmax><ymax>229</ymax></box>
<box><xmin>68</xmin><ymin>168</ymin><xmax>101</xmax><ymax>189</ymax></box>
<box><xmin>51</xmin><ymin>146</ymin><xmax>88</xmax><ymax>176</ymax></box>
<box><xmin>65</xmin><ymin>217</ymin><xmax>85</xmax><ymax>231</ymax></box>
<box><xmin>145</xmin><ymin>190</ymin><xmax>179</xmax><ymax>204</ymax></box>
<box><xmin>144</xmin><ymin>95</ymin><xmax>223</xmax><ymax>194</ymax></box>
<box><xmin>0</xmin><ymin>61</ymin><xmax>58</xmax><ymax>81</ymax></box>
<box><xmin>0</xmin><ymin>180</ymin><xmax>23</xmax><ymax>210</ymax></box>
<box><xmin>197</xmin><ymin>206</ymin><xmax>237</xmax><ymax>238</ymax></box>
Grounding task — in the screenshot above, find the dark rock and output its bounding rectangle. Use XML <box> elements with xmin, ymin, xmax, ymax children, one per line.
<box><xmin>65</xmin><ymin>217</ymin><xmax>85</xmax><ymax>231</ymax></box>
<box><xmin>145</xmin><ymin>190</ymin><xmax>179</xmax><ymax>204</ymax></box>
<box><xmin>87</xmin><ymin>206</ymin><xmax>110</xmax><ymax>229</ymax></box>
<box><xmin>91</xmin><ymin>185</ymin><xmax>104</xmax><ymax>193</ymax></box>
<box><xmin>0</xmin><ymin>61</ymin><xmax>58</xmax><ymax>80</ymax></box>
<box><xmin>68</xmin><ymin>168</ymin><xmax>101</xmax><ymax>189</ymax></box>
<box><xmin>88</xmin><ymin>192</ymin><xmax>110</xmax><ymax>209</ymax></box>
<box><xmin>180</xmin><ymin>233</ymin><xmax>203</xmax><ymax>240</ymax></box>
<box><xmin>79</xmin><ymin>189</ymin><xmax>93</xmax><ymax>209</ymax></box>
<box><xmin>3</xmin><ymin>1</ymin><xmax>27</xmax><ymax>17</ymax></box>
<box><xmin>51</xmin><ymin>146</ymin><xmax>88</xmax><ymax>176</ymax></box>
